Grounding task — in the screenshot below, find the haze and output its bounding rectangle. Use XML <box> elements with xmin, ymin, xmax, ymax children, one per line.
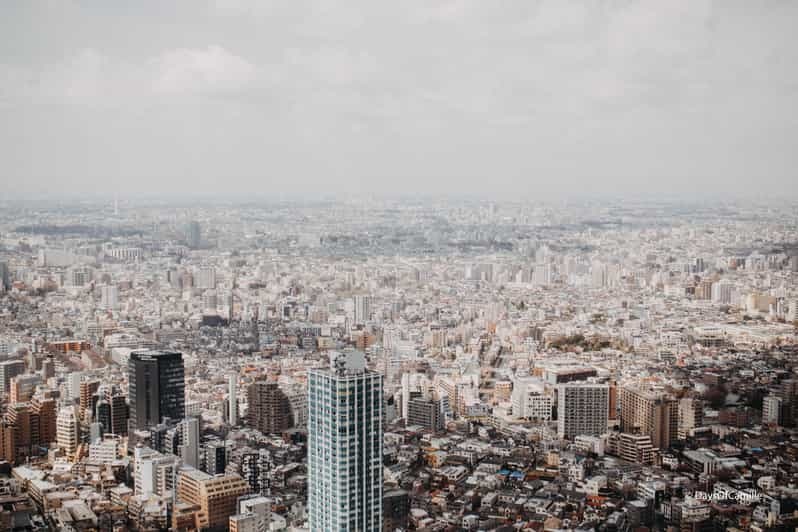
<box><xmin>1</xmin><ymin>0</ymin><xmax>797</xmax><ymax>200</ymax></box>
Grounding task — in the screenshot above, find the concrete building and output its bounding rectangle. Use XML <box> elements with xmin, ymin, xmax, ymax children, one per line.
<box><xmin>511</xmin><ymin>377</ymin><xmax>552</xmax><ymax>421</ymax></box>
<box><xmin>0</xmin><ymin>359</ymin><xmax>25</xmax><ymax>393</ymax></box>
<box><xmin>176</xmin><ymin>468</ymin><xmax>251</xmax><ymax>531</ymax></box>
<box><xmin>557</xmin><ymin>383</ymin><xmax>609</xmax><ymax>439</ymax></box>
<box><xmin>128</xmin><ymin>350</ymin><xmax>185</xmax><ymax>430</ymax></box>
<box><xmin>246</xmin><ymin>380</ymin><xmax>292</xmax><ymax>434</ymax></box>
<box><xmin>56</xmin><ymin>406</ymin><xmax>80</xmax><ymax>460</ymax></box>
<box><xmin>620</xmin><ymin>386</ymin><xmax>678</xmax><ymax>450</ymax></box>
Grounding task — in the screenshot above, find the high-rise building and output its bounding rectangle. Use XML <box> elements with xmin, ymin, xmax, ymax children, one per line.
<box><xmin>677</xmin><ymin>398</ymin><xmax>705</xmax><ymax>440</ymax></box>
<box><xmin>406</xmin><ymin>397</ymin><xmax>445</xmax><ymax>433</ymax></box>
<box><xmin>308</xmin><ymin>351</ymin><xmax>384</xmax><ymax>532</ymax></box>
<box><xmin>762</xmin><ymin>395</ymin><xmax>782</xmax><ymax>425</ymax></box>
<box><xmin>202</xmin><ymin>439</ymin><xmax>231</xmax><ymax>475</ymax></box>
<box><xmin>41</xmin><ymin>358</ymin><xmax>54</xmax><ymax>380</ymax></box>
<box><xmin>0</xmin><ymin>359</ymin><xmax>25</xmax><ymax>393</ymax></box>
<box><xmin>197</xmin><ymin>267</ymin><xmax>216</xmax><ymax>290</ymax></box>
<box><xmin>107</xmin><ymin>388</ymin><xmax>129</xmax><ymax>436</ymax></box>
<box><xmin>240</xmin><ymin>449</ymin><xmax>271</xmax><ymax>495</ymax></box>
<box><xmin>0</xmin><ymin>261</ymin><xmax>10</xmax><ymax>291</ymax></box>
<box><xmin>128</xmin><ymin>350</ymin><xmax>185</xmax><ymax>430</ymax></box>
<box><xmin>57</xmin><ymin>406</ymin><xmax>80</xmax><ymax>460</ymax></box>
<box><xmin>557</xmin><ymin>383</ymin><xmax>609</xmax><ymax>439</ymax></box>
<box><xmin>134</xmin><ymin>447</ymin><xmax>180</xmax><ymax>497</ymax></box>
<box><xmin>620</xmin><ymin>386</ymin><xmax>678</xmax><ymax>450</ymax></box>
<box><xmin>9</xmin><ymin>374</ymin><xmax>42</xmax><ymax>403</ymax></box>
<box><xmin>67</xmin><ymin>371</ymin><xmax>82</xmax><ymax>402</ymax></box>
<box><xmin>79</xmin><ymin>380</ymin><xmax>100</xmax><ymax>420</ymax></box>
<box><xmin>353</xmin><ymin>295</ymin><xmax>371</xmax><ymax>325</ymax></box>
<box><xmin>177</xmin><ymin>469</ymin><xmax>251</xmax><ymax>530</ymax></box>
<box><xmin>186</xmin><ymin>221</ymin><xmax>201</xmax><ymax>249</ymax></box>
<box><xmin>100</xmin><ymin>284</ymin><xmax>119</xmax><ymax>310</ymax></box>
<box><xmin>30</xmin><ymin>395</ymin><xmax>57</xmax><ymax>450</ymax></box>
<box><xmin>246</xmin><ymin>381</ymin><xmax>292</xmax><ymax>434</ymax></box>
<box><xmin>511</xmin><ymin>377</ymin><xmax>553</xmax><ymax>421</ymax></box>
<box><xmin>228</xmin><ymin>373</ymin><xmax>238</xmax><ymax>426</ymax></box>
<box><xmin>179</xmin><ymin>417</ymin><xmax>200</xmax><ymax>468</ymax></box>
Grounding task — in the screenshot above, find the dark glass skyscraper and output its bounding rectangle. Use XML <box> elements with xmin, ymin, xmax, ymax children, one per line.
<box><xmin>128</xmin><ymin>350</ymin><xmax>185</xmax><ymax>430</ymax></box>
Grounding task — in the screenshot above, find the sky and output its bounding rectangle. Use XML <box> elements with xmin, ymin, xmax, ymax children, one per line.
<box><xmin>1</xmin><ymin>0</ymin><xmax>797</xmax><ymax>200</ymax></box>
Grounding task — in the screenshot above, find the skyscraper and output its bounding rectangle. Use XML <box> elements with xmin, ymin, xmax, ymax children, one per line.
<box><xmin>128</xmin><ymin>350</ymin><xmax>185</xmax><ymax>430</ymax></box>
<box><xmin>186</xmin><ymin>221</ymin><xmax>201</xmax><ymax>249</ymax></box>
<box><xmin>308</xmin><ymin>351</ymin><xmax>383</xmax><ymax>532</ymax></box>
<box><xmin>228</xmin><ymin>374</ymin><xmax>238</xmax><ymax>426</ymax></box>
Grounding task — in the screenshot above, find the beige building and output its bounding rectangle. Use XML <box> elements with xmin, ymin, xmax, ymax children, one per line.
<box><xmin>620</xmin><ymin>386</ymin><xmax>678</xmax><ymax>450</ymax></box>
<box><xmin>177</xmin><ymin>469</ymin><xmax>251</xmax><ymax>530</ymax></box>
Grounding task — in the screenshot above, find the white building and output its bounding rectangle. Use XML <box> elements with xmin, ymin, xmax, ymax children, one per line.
<box><xmin>57</xmin><ymin>406</ymin><xmax>80</xmax><ymax>460</ymax></box>
<box><xmin>101</xmin><ymin>285</ymin><xmax>119</xmax><ymax>310</ymax></box>
<box><xmin>308</xmin><ymin>351</ymin><xmax>383</xmax><ymax>531</ymax></box>
<box><xmin>228</xmin><ymin>373</ymin><xmax>238</xmax><ymax>426</ymax></box>
<box><xmin>762</xmin><ymin>395</ymin><xmax>782</xmax><ymax>425</ymax></box>
<box><xmin>511</xmin><ymin>378</ymin><xmax>552</xmax><ymax>421</ymax></box>
<box><xmin>89</xmin><ymin>438</ymin><xmax>119</xmax><ymax>463</ymax></box>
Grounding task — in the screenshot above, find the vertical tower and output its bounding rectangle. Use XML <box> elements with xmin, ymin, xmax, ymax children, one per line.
<box><xmin>353</xmin><ymin>295</ymin><xmax>371</xmax><ymax>325</ymax></box>
<box><xmin>179</xmin><ymin>417</ymin><xmax>200</xmax><ymax>468</ymax></box>
<box><xmin>308</xmin><ymin>351</ymin><xmax>383</xmax><ymax>532</ymax></box>
<box><xmin>128</xmin><ymin>350</ymin><xmax>185</xmax><ymax>430</ymax></box>
<box><xmin>57</xmin><ymin>406</ymin><xmax>80</xmax><ymax>460</ymax></box>
<box><xmin>228</xmin><ymin>374</ymin><xmax>238</xmax><ymax>427</ymax></box>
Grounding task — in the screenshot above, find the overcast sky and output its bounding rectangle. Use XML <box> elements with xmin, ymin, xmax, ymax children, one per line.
<box><xmin>1</xmin><ymin>0</ymin><xmax>796</xmax><ymax>200</ymax></box>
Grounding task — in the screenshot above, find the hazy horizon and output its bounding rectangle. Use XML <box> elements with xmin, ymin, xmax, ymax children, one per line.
<box><xmin>2</xmin><ymin>1</ymin><xmax>797</xmax><ymax>200</ymax></box>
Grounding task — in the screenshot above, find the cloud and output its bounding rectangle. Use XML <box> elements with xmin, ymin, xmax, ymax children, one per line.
<box><xmin>152</xmin><ymin>45</ymin><xmax>257</xmax><ymax>94</ymax></box>
<box><xmin>0</xmin><ymin>45</ymin><xmax>259</xmax><ymax>105</ymax></box>
<box><xmin>1</xmin><ymin>0</ymin><xmax>797</xmax><ymax>198</ymax></box>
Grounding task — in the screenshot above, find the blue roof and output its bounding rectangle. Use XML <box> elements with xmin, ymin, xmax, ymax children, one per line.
<box><xmin>498</xmin><ymin>469</ymin><xmax>511</xmax><ymax>476</ymax></box>
<box><xmin>510</xmin><ymin>471</ymin><xmax>525</xmax><ymax>479</ymax></box>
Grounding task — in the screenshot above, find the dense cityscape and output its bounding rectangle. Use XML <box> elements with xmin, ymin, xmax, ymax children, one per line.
<box><xmin>0</xmin><ymin>198</ymin><xmax>796</xmax><ymax>531</ymax></box>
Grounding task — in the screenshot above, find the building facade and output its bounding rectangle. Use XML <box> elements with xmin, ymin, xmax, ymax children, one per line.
<box><xmin>308</xmin><ymin>351</ymin><xmax>383</xmax><ymax>532</ymax></box>
<box><xmin>128</xmin><ymin>350</ymin><xmax>185</xmax><ymax>430</ymax></box>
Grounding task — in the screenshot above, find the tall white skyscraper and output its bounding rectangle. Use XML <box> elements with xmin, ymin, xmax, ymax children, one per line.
<box><xmin>228</xmin><ymin>373</ymin><xmax>238</xmax><ymax>426</ymax></box>
<box><xmin>308</xmin><ymin>351</ymin><xmax>383</xmax><ymax>532</ymax></box>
